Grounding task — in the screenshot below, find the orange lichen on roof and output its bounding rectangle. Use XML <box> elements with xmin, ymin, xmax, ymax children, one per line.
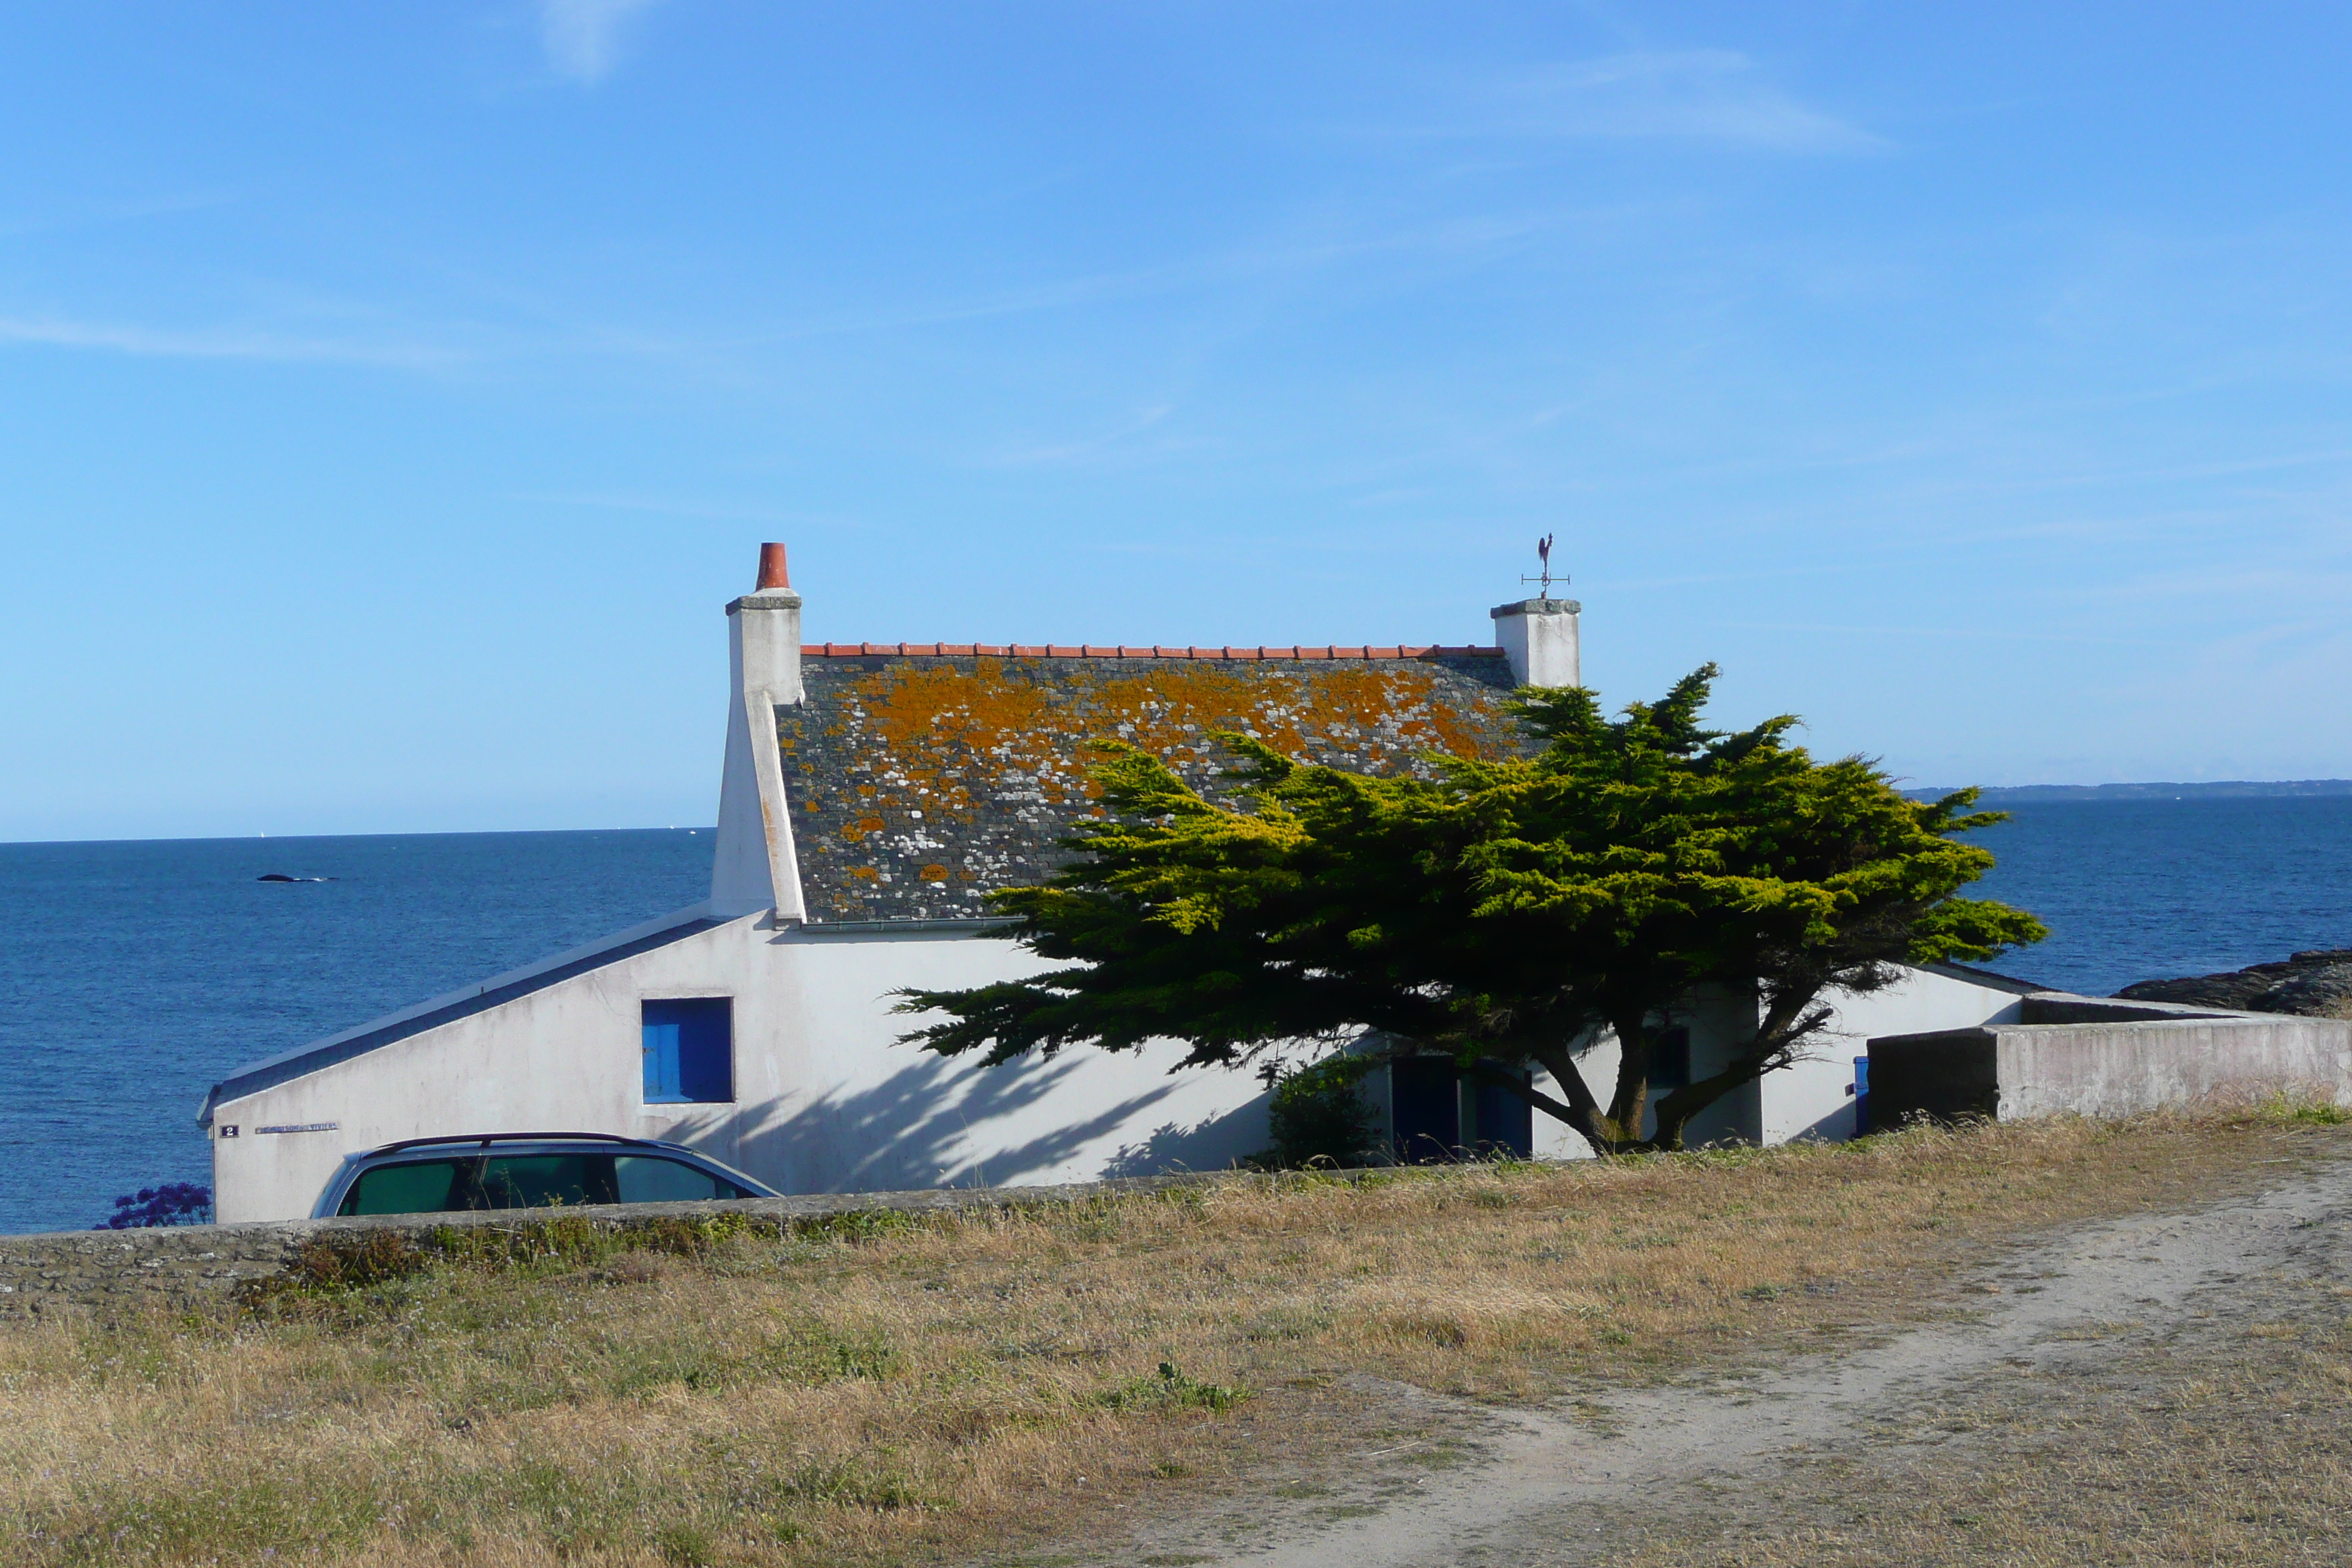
<box><xmin>844</xmin><ymin>660</ymin><xmax>1508</xmax><ymax>813</ymax></box>
<box><xmin>778</xmin><ymin>651</ymin><xmax>1520</xmax><ymax>921</ymax></box>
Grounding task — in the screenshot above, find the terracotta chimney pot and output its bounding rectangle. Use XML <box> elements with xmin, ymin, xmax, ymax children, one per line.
<box><xmin>756</xmin><ymin>542</ymin><xmax>791</xmax><ymax>590</ymax></box>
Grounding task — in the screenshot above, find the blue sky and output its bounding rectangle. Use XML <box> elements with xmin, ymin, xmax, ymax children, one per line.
<box><xmin>5</xmin><ymin>4</ymin><xmax>2350</xmax><ymax>840</ymax></box>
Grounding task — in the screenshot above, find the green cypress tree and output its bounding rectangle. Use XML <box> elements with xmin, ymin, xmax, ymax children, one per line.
<box><xmin>897</xmin><ymin>666</ymin><xmax>2045</xmax><ymax>1155</ymax></box>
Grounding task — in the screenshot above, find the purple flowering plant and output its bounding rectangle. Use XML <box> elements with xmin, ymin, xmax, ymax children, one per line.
<box><xmin>94</xmin><ymin>1182</ymin><xmax>213</xmax><ymax>1229</ymax></box>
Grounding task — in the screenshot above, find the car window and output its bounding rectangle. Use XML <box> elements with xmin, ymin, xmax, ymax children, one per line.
<box><xmin>339</xmin><ymin>1158</ymin><xmax>463</xmax><ymax>1216</ymax></box>
<box><xmin>477</xmin><ymin>1154</ymin><xmax>619</xmax><ymax>1209</ymax></box>
<box><xmin>614</xmin><ymin>1155</ymin><xmax>752</xmax><ymax>1203</ymax></box>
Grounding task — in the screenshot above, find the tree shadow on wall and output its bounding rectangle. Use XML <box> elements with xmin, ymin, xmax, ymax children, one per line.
<box><xmin>704</xmin><ymin>1051</ymin><xmax>1207</xmax><ymax>1194</ymax></box>
<box><xmin>1098</xmin><ymin>1093</ymin><xmax>1275</xmax><ymax>1178</ymax></box>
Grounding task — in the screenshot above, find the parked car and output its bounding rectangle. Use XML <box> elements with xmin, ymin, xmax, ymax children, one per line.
<box><xmin>311</xmin><ymin>1133</ymin><xmax>777</xmax><ymax>1218</ymax></box>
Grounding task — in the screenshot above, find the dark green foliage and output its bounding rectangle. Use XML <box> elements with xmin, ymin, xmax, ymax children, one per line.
<box><xmin>1262</xmin><ymin>1055</ymin><xmax>1380</xmax><ymax>1169</ymax></box>
<box><xmin>1098</xmin><ymin>1361</ymin><xmax>1247</xmax><ymax>1414</ymax></box>
<box><xmin>897</xmin><ymin>665</ymin><xmax>2046</xmax><ymax>1156</ymax></box>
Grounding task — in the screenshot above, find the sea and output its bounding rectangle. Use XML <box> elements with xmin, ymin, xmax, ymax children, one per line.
<box><xmin>2</xmin><ymin>799</ymin><xmax>2349</xmax><ymax>1236</ymax></box>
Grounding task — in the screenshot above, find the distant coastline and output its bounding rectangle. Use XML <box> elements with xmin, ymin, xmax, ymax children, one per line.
<box><xmin>1904</xmin><ymin>780</ymin><xmax>2352</xmax><ymax>804</ymax></box>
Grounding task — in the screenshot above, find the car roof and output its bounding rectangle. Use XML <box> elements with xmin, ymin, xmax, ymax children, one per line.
<box><xmin>353</xmin><ymin>1131</ymin><xmax>685</xmax><ymax>1160</ymax></box>
<box><xmin>328</xmin><ymin>1132</ymin><xmax>782</xmax><ymax>1201</ymax></box>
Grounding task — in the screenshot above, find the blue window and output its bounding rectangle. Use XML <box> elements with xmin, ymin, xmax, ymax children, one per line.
<box><xmin>1389</xmin><ymin>1058</ymin><xmax>1535</xmax><ymax>1162</ymax></box>
<box><xmin>1648</xmin><ymin>1026</ymin><xmax>1692</xmax><ymax>1091</ymax></box>
<box><xmin>641</xmin><ymin>998</ymin><xmax>734</xmax><ymax>1104</ymax></box>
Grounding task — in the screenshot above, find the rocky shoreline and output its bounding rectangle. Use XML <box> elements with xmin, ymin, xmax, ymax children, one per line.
<box><xmin>2117</xmin><ymin>949</ymin><xmax>2352</xmax><ymax>1019</ymax></box>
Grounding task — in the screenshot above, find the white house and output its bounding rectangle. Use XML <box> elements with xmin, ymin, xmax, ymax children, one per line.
<box><xmin>200</xmin><ymin>546</ymin><xmax>2067</xmax><ymax>1223</ymax></box>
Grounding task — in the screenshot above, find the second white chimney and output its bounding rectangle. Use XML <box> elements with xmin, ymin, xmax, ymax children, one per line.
<box><xmin>1490</xmin><ymin>595</ymin><xmax>1582</xmax><ymax>687</ymax></box>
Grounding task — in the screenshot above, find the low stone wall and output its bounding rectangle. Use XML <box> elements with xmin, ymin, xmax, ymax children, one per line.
<box><xmin>0</xmin><ymin>1174</ymin><xmax>1210</xmax><ymax>1321</ymax></box>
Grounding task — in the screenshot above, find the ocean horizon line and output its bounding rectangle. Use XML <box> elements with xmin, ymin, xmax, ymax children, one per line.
<box><xmin>0</xmin><ymin>825</ymin><xmax>717</xmax><ymax>851</ymax></box>
<box><xmin>14</xmin><ymin>780</ymin><xmax>2352</xmax><ymax>848</ymax></box>
<box><xmin>1903</xmin><ymin>780</ymin><xmax>2352</xmax><ymax>804</ymax></box>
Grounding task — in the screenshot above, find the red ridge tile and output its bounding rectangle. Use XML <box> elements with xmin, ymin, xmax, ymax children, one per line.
<box><xmin>798</xmin><ymin>642</ymin><xmax>1507</xmax><ymax>660</ymax></box>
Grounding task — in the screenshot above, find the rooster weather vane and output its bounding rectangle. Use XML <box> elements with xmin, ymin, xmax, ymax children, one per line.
<box><xmin>1521</xmin><ymin>534</ymin><xmax>1564</xmax><ymax>599</ymax></box>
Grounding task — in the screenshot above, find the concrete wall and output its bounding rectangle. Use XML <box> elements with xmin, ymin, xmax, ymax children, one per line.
<box><xmin>1868</xmin><ymin>1002</ymin><xmax>2352</xmax><ymax>1127</ymax></box>
<box><xmin>211</xmin><ymin>911</ymin><xmax>1272</xmax><ymax>1224</ymax></box>
<box><xmin>1995</xmin><ymin>1015</ymin><xmax>2352</xmax><ymax>1119</ymax></box>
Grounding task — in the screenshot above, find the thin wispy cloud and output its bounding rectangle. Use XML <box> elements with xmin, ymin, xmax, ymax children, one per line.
<box><xmin>0</xmin><ymin>314</ymin><xmax>461</xmax><ymax>369</ymax></box>
<box><xmin>515</xmin><ymin>491</ymin><xmax>823</xmax><ymax>524</ymax></box>
<box><xmin>990</xmin><ymin>405</ymin><xmax>1177</xmax><ymax>467</ymax></box>
<box><xmin>539</xmin><ymin>0</ymin><xmax>668</xmax><ymax>84</ymax></box>
<box><xmin>1424</xmin><ymin>50</ymin><xmax>1888</xmax><ymax>154</ymax></box>
<box><xmin>0</xmin><ymin>186</ymin><xmax>250</xmax><ymax>241</ymax></box>
<box><xmin>743</xmin><ymin>210</ymin><xmax>1588</xmax><ymax>344</ymax></box>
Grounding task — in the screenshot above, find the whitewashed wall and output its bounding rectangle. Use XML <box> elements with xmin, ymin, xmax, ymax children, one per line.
<box><xmin>1757</xmin><ymin>965</ymin><xmax>2031</xmax><ymax>1142</ymax></box>
<box><xmin>210</xmin><ymin>911</ymin><xmax>1271</xmax><ymax>1224</ymax></box>
<box><xmin>214</xmin><ymin>909</ymin><xmax>2043</xmax><ymax>1221</ymax></box>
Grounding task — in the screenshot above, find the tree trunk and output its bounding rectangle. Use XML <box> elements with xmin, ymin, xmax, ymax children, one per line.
<box><xmin>1497</xmin><ymin>1044</ymin><xmax>1630</xmax><ymax>1158</ymax></box>
<box><xmin>1603</xmin><ymin>1008</ymin><xmax>1654</xmax><ymax>1149</ymax></box>
<box><xmin>1644</xmin><ymin>990</ymin><xmax>1832</xmax><ymax>1151</ymax></box>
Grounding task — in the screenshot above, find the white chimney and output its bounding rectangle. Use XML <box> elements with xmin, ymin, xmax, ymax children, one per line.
<box><xmin>710</xmin><ymin>543</ymin><xmax>809</xmax><ymax>920</ymax></box>
<box><xmin>1490</xmin><ymin>595</ymin><xmax>1582</xmax><ymax>687</ymax></box>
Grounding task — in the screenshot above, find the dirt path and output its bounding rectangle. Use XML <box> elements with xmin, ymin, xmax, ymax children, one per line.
<box><xmin>1095</xmin><ymin>1153</ymin><xmax>2352</xmax><ymax>1567</ymax></box>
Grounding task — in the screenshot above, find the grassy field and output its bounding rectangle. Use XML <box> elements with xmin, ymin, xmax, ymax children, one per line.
<box><xmin>0</xmin><ymin>1112</ymin><xmax>2333</xmax><ymax>1567</ymax></box>
<box><xmin>1619</xmin><ymin>1267</ymin><xmax>2352</xmax><ymax>1568</ymax></box>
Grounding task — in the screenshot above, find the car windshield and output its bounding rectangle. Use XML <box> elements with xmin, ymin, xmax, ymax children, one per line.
<box><xmin>337</xmin><ymin>1151</ymin><xmax>755</xmax><ymax>1216</ymax></box>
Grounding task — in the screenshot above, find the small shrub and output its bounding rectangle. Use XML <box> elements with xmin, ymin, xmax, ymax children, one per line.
<box><xmin>1098</xmin><ymin>1361</ymin><xmax>1247</xmax><ymax>1414</ymax></box>
<box><xmin>1258</xmin><ymin>1055</ymin><xmax>1380</xmax><ymax>1169</ymax></box>
<box><xmin>291</xmin><ymin>1229</ymin><xmax>431</xmax><ymax>1288</ymax></box>
<box><xmin>238</xmin><ymin>1230</ymin><xmax>434</xmax><ymax>1319</ymax></box>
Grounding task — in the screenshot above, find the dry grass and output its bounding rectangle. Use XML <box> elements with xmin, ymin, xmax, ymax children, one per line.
<box><xmin>0</xmin><ymin>1113</ymin><xmax>2329</xmax><ymax>1567</ymax></box>
<box><xmin>1623</xmin><ymin>1237</ymin><xmax>2352</xmax><ymax>1565</ymax></box>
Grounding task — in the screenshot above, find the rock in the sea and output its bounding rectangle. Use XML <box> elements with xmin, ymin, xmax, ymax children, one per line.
<box><xmin>2117</xmin><ymin>949</ymin><xmax>2352</xmax><ymax>1019</ymax></box>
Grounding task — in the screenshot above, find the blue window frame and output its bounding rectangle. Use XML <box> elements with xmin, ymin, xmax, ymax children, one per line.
<box><xmin>641</xmin><ymin>998</ymin><xmax>734</xmax><ymax>1104</ymax></box>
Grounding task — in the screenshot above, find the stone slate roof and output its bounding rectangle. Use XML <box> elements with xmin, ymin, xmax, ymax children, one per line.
<box><xmin>778</xmin><ymin>647</ymin><xmax>1523</xmax><ymax>922</ymax></box>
